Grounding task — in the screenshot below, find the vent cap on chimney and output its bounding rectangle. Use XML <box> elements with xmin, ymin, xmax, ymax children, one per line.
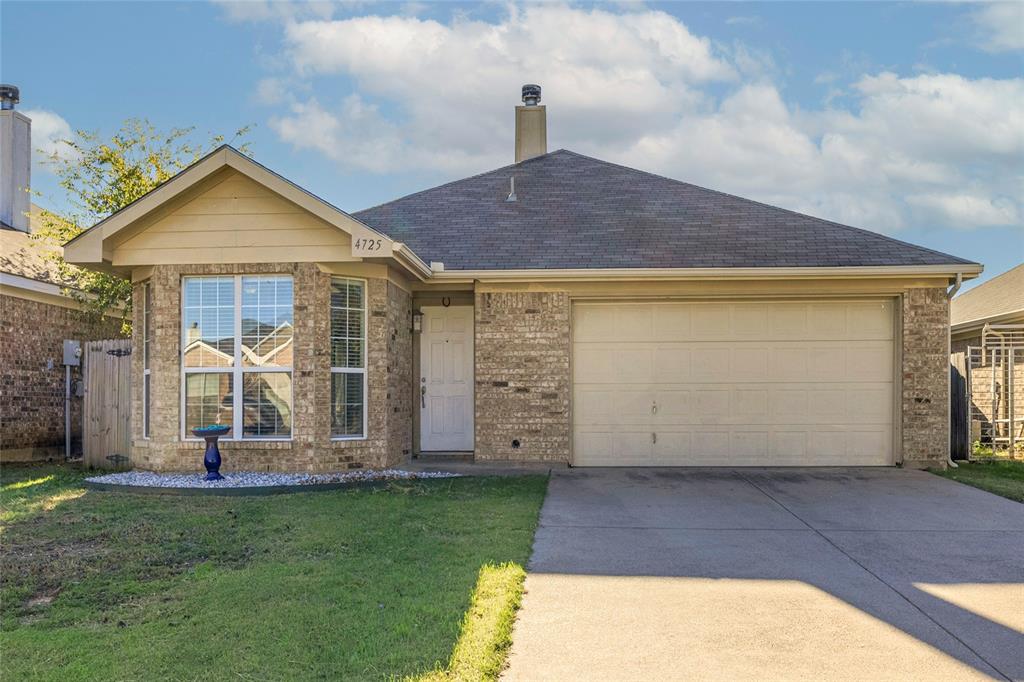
<box><xmin>0</xmin><ymin>85</ymin><xmax>20</xmax><ymax>111</ymax></box>
<box><xmin>522</xmin><ymin>84</ymin><xmax>541</xmax><ymax>106</ymax></box>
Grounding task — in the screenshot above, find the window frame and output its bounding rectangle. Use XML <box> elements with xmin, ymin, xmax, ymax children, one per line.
<box><xmin>180</xmin><ymin>274</ymin><xmax>294</xmax><ymax>442</ymax></box>
<box><xmin>330</xmin><ymin>276</ymin><xmax>368</xmax><ymax>441</ymax></box>
<box><xmin>142</xmin><ymin>281</ymin><xmax>152</xmax><ymax>440</ymax></box>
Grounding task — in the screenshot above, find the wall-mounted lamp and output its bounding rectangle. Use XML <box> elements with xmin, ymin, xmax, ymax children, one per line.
<box><xmin>412</xmin><ymin>311</ymin><xmax>423</xmax><ymax>333</ymax></box>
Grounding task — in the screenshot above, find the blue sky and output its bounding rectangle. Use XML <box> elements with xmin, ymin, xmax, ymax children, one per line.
<box><xmin>3</xmin><ymin>0</ymin><xmax>1021</xmax><ymax>288</ymax></box>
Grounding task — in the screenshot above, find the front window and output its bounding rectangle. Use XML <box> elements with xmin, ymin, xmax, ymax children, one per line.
<box><xmin>182</xmin><ymin>275</ymin><xmax>293</xmax><ymax>439</ymax></box>
<box><xmin>331</xmin><ymin>277</ymin><xmax>366</xmax><ymax>438</ymax></box>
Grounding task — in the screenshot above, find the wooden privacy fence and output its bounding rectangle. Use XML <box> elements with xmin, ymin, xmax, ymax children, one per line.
<box><xmin>83</xmin><ymin>339</ymin><xmax>132</xmax><ymax>469</ymax></box>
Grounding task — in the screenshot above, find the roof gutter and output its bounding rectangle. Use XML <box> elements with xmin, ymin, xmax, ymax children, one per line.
<box><xmin>427</xmin><ymin>264</ymin><xmax>984</xmax><ymax>283</ymax></box>
<box><xmin>392</xmin><ymin>243</ymin><xmax>433</xmax><ymax>281</ymax></box>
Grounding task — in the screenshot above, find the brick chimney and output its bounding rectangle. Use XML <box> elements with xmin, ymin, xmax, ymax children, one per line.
<box><xmin>0</xmin><ymin>85</ymin><xmax>30</xmax><ymax>232</ymax></box>
<box><xmin>514</xmin><ymin>84</ymin><xmax>546</xmax><ymax>163</ymax></box>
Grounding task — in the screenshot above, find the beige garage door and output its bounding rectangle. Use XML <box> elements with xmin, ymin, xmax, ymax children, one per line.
<box><xmin>572</xmin><ymin>300</ymin><xmax>895</xmax><ymax>466</ymax></box>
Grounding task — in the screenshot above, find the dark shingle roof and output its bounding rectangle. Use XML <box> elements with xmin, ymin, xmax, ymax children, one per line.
<box><xmin>353</xmin><ymin>150</ymin><xmax>975</xmax><ymax>271</ymax></box>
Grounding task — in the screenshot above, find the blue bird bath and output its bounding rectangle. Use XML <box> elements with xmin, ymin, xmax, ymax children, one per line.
<box><xmin>191</xmin><ymin>425</ymin><xmax>231</xmax><ymax>481</ymax></box>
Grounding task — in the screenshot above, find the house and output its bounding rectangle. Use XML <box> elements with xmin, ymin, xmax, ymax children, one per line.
<box><xmin>950</xmin><ymin>264</ymin><xmax>1024</xmax><ymax>353</ymax></box>
<box><xmin>0</xmin><ymin>86</ymin><xmax>123</xmax><ymax>462</ymax></box>
<box><xmin>949</xmin><ymin>264</ymin><xmax>1024</xmax><ymax>456</ymax></box>
<box><xmin>63</xmin><ymin>85</ymin><xmax>982</xmax><ymax>471</ymax></box>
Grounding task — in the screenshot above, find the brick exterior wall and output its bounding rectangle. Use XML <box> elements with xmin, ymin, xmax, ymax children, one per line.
<box><xmin>0</xmin><ymin>294</ymin><xmax>124</xmax><ymax>461</ymax></box>
<box><xmin>474</xmin><ymin>291</ymin><xmax>571</xmax><ymax>461</ymax></box>
<box><xmin>469</xmin><ymin>287</ymin><xmax>953</xmax><ymax>467</ymax></box>
<box><xmin>901</xmin><ymin>287</ymin><xmax>951</xmax><ymax>468</ymax></box>
<box><xmin>132</xmin><ymin>263</ymin><xmax>411</xmax><ymax>472</ymax></box>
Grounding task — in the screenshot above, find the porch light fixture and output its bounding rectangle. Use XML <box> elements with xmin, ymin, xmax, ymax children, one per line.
<box><xmin>412</xmin><ymin>310</ymin><xmax>423</xmax><ymax>333</ymax></box>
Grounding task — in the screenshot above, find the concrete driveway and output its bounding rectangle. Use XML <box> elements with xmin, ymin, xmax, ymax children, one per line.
<box><xmin>504</xmin><ymin>468</ymin><xmax>1024</xmax><ymax>681</ymax></box>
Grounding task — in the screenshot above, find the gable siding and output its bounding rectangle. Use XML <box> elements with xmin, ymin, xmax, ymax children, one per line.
<box><xmin>112</xmin><ymin>171</ymin><xmax>354</xmax><ymax>267</ymax></box>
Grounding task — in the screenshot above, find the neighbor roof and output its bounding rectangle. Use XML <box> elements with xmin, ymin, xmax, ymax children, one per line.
<box><xmin>0</xmin><ymin>204</ymin><xmax>77</xmax><ymax>286</ymax></box>
<box><xmin>951</xmin><ymin>264</ymin><xmax>1024</xmax><ymax>328</ymax></box>
<box><xmin>354</xmin><ymin>150</ymin><xmax>977</xmax><ymax>271</ymax></box>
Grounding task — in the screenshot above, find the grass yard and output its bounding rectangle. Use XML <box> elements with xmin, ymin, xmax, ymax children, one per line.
<box><xmin>0</xmin><ymin>465</ymin><xmax>547</xmax><ymax>681</ymax></box>
<box><xmin>933</xmin><ymin>459</ymin><xmax>1024</xmax><ymax>503</ymax></box>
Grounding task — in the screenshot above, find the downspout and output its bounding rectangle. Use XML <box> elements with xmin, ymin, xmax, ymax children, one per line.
<box><xmin>946</xmin><ymin>272</ymin><xmax>963</xmax><ymax>468</ymax></box>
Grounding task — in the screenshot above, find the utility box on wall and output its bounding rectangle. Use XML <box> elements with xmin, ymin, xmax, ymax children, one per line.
<box><xmin>63</xmin><ymin>339</ymin><xmax>81</xmax><ymax>366</ymax></box>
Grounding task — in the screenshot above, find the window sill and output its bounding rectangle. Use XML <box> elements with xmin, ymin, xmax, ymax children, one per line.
<box><xmin>331</xmin><ymin>437</ymin><xmax>370</xmax><ymax>448</ymax></box>
<box><xmin>177</xmin><ymin>440</ymin><xmax>293</xmax><ymax>451</ymax></box>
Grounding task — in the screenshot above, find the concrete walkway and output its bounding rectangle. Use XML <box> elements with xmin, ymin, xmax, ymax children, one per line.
<box><xmin>504</xmin><ymin>468</ymin><xmax>1024</xmax><ymax>681</ymax></box>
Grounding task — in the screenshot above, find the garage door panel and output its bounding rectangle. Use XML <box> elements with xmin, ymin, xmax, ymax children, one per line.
<box><xmin>732</xmin><ymin>303</ymin><xmax>769</xmax><ymax>338</ymax></box>
<box><xmin>574</xmin><ymin>346</ymin><xmax>653</xmax><ymax>383</ymax></box>
<box><xmin>694</xmin><ymin>389</ymin><xmax>730</xmax><ymax>420</ymax></box>
<box><xmin>654</xmin><ymin>389</ymin><xmax>691</xmax><ymax>416</ymax></box>
<box><xmin>574</xmin><ymin>429</ymin><xmax>653</xmax><ymax>466</ymax></box>
<box><xmin>770</xmin><ymin>305</ymin><xmax>809</xmax><ymax>338</ymax></box>
<box><xmin>691</xmin><ymin>348</ymin><xmax>732</xmax><ymax>380</ymax></box>
<box><xmin>572</xmin><ymin>301</ymin><xmax>894</xmax><ymax>466</ymax></box>
<box><xmin>691</xmin><ymin>306</ymin><xmax>732</xmax><ymax>339</ymax></box>
<box><xmin>652</xmin><ymin>346</ymin><xmax>691</xmax><ymax>382</ymax></box>
<box><xmin>652</xmin><ymin>304</ymin><xmax>693</xmax><ymax>341</ymax></box>
<box><xmin>771</xmin><ymin>431</ymin><xmax>809</xmax><ymax>459</ymax></box>
<box><xmin>731</xmin><ymin>347</ymin><xmax>770</xmax><ymax>380</ymax></box>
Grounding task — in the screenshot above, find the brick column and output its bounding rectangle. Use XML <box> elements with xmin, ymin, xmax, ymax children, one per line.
<box><xmin>474</xmin><ymin>291</ymin><xmax>571</xmax><ymax>462</ymax></box>
<box><xmin>901</xmin><ymin>287</ymin><xmax>950</xmax><ymax>468</ymax></box>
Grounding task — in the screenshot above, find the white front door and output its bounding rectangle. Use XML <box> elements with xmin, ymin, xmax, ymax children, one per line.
<box><xmin>420</xmin><ymin>306</ymin><xmax>474</xmax><ymax>451</ymax></box>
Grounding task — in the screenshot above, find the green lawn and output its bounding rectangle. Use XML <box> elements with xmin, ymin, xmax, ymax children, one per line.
<box><xmin>933</xmin><ymin>460</ymin><xmax>1024</xmax><ymax>503</ymax></box>
<box><xmin>1</xmin><ymin>465</ymin><xmax>547</xmax><ymax>681</ymax></box>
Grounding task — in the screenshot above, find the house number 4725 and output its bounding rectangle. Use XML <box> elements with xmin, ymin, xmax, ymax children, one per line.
<box><xmin>353</xmin><ymin>238</ymin><xmax>383</xmax><ymax>251</ymax></box>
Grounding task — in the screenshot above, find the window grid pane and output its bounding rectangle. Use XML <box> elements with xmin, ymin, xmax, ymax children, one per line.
<box><xmin>184</xmin><ymin>372</ymin><xmax>234</xmax><ymax>435</ymax></box>
<box><xmin>330</xmin><ymin>279</ymin><xmax>365</xmax><ymax>370</ymax></box>
<box><xmin>331</xmin><ymin>371</ymin><xmax>364</xmax><ymax>438</ymax></box>
<box><xmin>183</xmin><ymin>276</ymin><xmax>235</xmax><ymax>368</ymax></box>
<box><xmin>242</xmin><ymin>372</ymin><xmax>293</xmax><ymax>438</ymax></box>
<box><xmin>241</xmin><ymin>276</ymin><xmax>294</xmax><ymax>368</ymax></box>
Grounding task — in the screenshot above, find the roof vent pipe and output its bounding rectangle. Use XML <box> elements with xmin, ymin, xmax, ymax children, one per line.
<box><xmin>506</xmin><ymin>176</ymin><xmax>517</xmax><ymax>202</ymax></box>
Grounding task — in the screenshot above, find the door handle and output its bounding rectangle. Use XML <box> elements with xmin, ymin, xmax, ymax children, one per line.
<box><xmin>652</xmin><ymin>432</ymin><xmax>657</xmax><ymax>444</ymax></box>
<box><xmin>421</xmin><ymin>385</ymin><xmax>426</xmax><ymax>408</ymax></box>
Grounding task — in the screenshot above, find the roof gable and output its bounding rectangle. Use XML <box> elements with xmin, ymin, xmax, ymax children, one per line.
<box><xmin>63</xmin><ymin>146</ymin><xmax>430</xmax><ymax>278</ymax></box>
<box><xmin>354</xmin><ymin>149</ymin><xmax>977</xmax><ymax>272</ymax></box>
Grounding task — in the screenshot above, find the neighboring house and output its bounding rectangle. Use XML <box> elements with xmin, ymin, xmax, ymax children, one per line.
<box><xmin>1</xmin><ymin>210</ymin><xmax>123</xmax><ymax>462</ymax></box>
<box><xmin>949</xmin><ymin>264</ymin><xmax>1024</xmax><ymax>456</ymax></box>
<box><xmin>64</xmin><ymin>86</ymin><xmax>981</xmax><ymax>472</ymax></box>
<box><xmin>0</xmin><ymin>87</ymin><xmax>123</xmax><ymax>462</ymax></box>
<box><xmin>950</xmin><ymin>264</ymin><xmax>1024</xmax><ymax>353</ymax></box>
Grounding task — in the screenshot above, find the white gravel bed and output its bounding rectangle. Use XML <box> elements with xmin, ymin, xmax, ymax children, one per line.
<box><xmin>85</xmin><ymin>469</ymin><xmax>462</xmax><ymax>489</ymax></box>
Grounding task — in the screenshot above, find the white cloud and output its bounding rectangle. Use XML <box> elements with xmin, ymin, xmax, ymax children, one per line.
<box><xmin>970</xmin><ymin>2</ymin><xmax>1024</xmax><ymax>52</ymax></box>
<box><xmin>255</xmin><ymin>4</ymin><xmax>1023</xmax><ymax>232</ymax></box>
<box><xmin>21</xmin><ymin>109</ymin><xmax>78</xmax><ymax>164</ymax></box>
